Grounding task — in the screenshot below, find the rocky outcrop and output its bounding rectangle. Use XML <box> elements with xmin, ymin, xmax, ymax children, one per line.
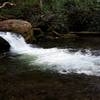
<box><xmin>0</xmin><ymin>37</ymin><xmax>10</xmax><ymax>53</ymax></box>
<box><xmin>0</xmin><ymin>19</ymin><xmax>34</xmax><ymax>42</ymax></box>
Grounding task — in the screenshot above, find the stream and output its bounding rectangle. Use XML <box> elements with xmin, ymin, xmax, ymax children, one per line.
<box><xmin>1</xmin><ymin>32</ymin><xmax>100</xmax><ymax>99</ymax></box>
<box><xmin>0</xmin><ymin>32</ymin><xmax>100</xmax><ymax>76</ymax></box>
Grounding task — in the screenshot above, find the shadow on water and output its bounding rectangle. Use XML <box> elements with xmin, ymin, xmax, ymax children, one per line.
<box><xmin>37</xmin><ymin>36</ymin><xmax>100</xmax><ymax>50</ymax></box>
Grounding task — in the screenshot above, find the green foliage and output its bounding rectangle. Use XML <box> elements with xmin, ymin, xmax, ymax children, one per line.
<box><xmin>0</xmin><ymin>0</ymin><xmax>38</xmax><ymax>18</ymax></box>
<box><xmin>1</xmin><ymin>0</ymin><xmax>100</xmax><ymax>32</ymax></box>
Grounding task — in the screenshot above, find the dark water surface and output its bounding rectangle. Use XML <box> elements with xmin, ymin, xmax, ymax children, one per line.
<box><xmin>38</xmin><ymin>36</ymin><xmax>100</xmax><ymax>50</ymax></box>
<box><xmin>0</xmin><ymin>37</ymin><xmax>100</xmax><ymax>100</ymax></box>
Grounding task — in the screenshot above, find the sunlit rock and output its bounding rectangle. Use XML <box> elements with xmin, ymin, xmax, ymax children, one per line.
<box><xmin>0</xmin><ymin>19</ymin><xmax>35</xmax><ymax>42</ymax></box>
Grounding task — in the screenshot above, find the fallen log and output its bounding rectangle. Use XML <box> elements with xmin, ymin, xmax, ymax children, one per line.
<box><xmin>0</xmin><ymin>2</ymin><xmax>16</xmax><ymax>9</ymax></box>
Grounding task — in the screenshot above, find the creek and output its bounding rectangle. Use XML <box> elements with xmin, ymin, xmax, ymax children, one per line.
<box><xmin>0</xmin><ymin>32</ymin><xmax>100</xmax><ymax>76</ymax></box>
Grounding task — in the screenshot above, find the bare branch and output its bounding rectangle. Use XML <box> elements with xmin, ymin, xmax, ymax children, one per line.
<box><xmin>0</xmin><ymin>2</ymin><xmax>16</xmax><ymax>9</ymax></box>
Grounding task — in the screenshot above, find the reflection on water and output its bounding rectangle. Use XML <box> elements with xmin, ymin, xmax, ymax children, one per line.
<box><xmin>0</xmin><ymin>55</ymin><xmax>31</xmax><ymax>74</ymax></box>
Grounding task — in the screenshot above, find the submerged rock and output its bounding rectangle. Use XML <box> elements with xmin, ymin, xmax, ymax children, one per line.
<box><xmin>0</xmin><ymin>37</ymin><xmax>10</xmax><ymax>53</ymax></box>
<box><xmin>0</xmin><ymin>19</ymin><xmax>35</xmax><ymax>43</ymax></box>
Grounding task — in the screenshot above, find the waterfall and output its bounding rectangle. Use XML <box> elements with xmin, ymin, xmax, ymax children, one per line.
<box><xmin>0</xmin><ymin>32</ymin><xmax>34</xmax><ymax>54</ymax></box>
<box><xmin>0</xmin><ymin>31</ymin><xmax>100</xmax><ymax>76</ymax></box>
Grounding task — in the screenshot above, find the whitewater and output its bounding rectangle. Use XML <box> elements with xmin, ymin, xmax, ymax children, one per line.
<box><xmin>0</xmin><ymin>32</ymin><xmax>100</xmax><ymax>76</ymax></box>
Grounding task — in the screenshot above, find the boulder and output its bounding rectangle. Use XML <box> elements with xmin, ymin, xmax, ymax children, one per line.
<box><xmin>0</xmin><ymin>19</ymin><xmax>35</xmax><ymax>42</ymax></box>
<box><xmin>0</xmin><ymin>37</ymin><xmax>10</xmax><ymax>53</ymax></box>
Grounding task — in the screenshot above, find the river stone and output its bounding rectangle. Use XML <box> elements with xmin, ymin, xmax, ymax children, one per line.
<box><xmin>0</xmin><ymin>37</ymin><xmax>10</xmax><ymax>53</ymax></box>
<box><xmin>0</xmin><ymin>19</ymin><xmax>35</xmax><ymax>43</ymax></box>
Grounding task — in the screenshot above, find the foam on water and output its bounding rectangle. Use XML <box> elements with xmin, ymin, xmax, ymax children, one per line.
<box><xmin>0</xmin><ymin>32</ymin><xmax>100</xmax><ymax>75</ymax></box>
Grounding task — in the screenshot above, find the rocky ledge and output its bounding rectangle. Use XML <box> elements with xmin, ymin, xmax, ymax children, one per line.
<box><xmin>0</xmin><ymin>19</ymin><xmax>34</xmax><ymax>43</ymax></box>
<box><xmin>0</xmin><ymin>37</ymin><xmax>10</xmax><ymax>53</ymax></box>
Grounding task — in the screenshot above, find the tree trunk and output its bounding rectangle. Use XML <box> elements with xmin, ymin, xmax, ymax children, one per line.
<box><xmin>39</xmin><ymin>0</ymin><xmax>43</xmax><ymax>10</ymax></box>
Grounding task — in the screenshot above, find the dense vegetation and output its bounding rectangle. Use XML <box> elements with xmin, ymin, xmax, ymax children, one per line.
<box><xmin>0</xmin><ymin>0</ymin><xmax>100</xmax><ymax>34</ymax></box>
